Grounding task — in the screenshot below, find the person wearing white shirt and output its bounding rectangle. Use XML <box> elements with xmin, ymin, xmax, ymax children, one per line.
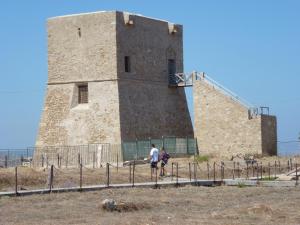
<box><xmin>149</xmin><ymin>144</ymin><xmax>159</xmax><ymax>175</ymax></box>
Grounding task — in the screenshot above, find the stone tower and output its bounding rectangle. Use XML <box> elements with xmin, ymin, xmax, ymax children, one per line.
<box><xmin>36</xmin><ymin>11</ymin><xmax>193</xmax><ymax>147</ymax></box>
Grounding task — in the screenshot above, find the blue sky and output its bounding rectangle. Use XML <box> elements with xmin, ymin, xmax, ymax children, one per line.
<box><xmin>0</xmin><ymin>0</ymin><xmax>299</xmax><ymax>154</ymax></box>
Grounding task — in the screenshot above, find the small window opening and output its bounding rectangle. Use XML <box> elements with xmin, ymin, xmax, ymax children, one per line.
<box><xmin>125</xmin><ymin>56</ymin><xmax>131</xmax><ymax>72</ymax></box>
<box><xmin>168</xmin><ymin>59</ymin><xmax>176</xmax><ymax>85</ymax></box>
<box><xmin>78</xmin><ymin>28</ymin><xmax>81</xmax><ymax>38</ymax></box>
<box><xmin>78</xmin><ymin>84</ymin><xmax>88</xmax><ymax>104</ymax></box>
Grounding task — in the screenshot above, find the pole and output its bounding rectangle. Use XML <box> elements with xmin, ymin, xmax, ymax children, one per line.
<box><xmin>213</xmin><ymin>162</ymin><xmax>216</xmax><ymax>182</ymax></box>
<box><xmin>296</xmin><ymin>163</ymin><xmax>298</xmax><ymax>186</ymax></box>
<box><xmin>268</xmin><ymin>162</ymin><xmax>271</xmax><ymax>180</ymax></box>
<box><xmin>117</xmin><ymin>153</ymin><xmax>119</xmax><ymax>173</ymax></box>
<box><xmin>274</xmin><ymin>161</ymin><xmax>277</xmax><ymax>179</ymax></box>
<box><xmin>129</xmin><ymin>163</ymin><xmax>132</xmax><ymax>182</ymax></box>
<box><xmin>106</xmin><ymin>163</ymin><xmax>110</xmax><ymax>187</ymax></box>
<box><xmin>15</xmin><ymin>167</ymin><xmax>18</xmax><ymax>196</ymax></box>
<box><xmin>256</xmin><ymin>163</ymin><xmax>259</xmax><ymax>180</ymax></box>
<box><xmin>155</xmin><ymin>165</ymin><xmax>158</xmax><ymax>188</ymax></box>
<box><xmin>237</xmin><ymin>162</ymin><xmax>240</xmax><ymax>178</ymax></box>
<box><xmin>207</xmin><ymin>162</ymin><xmax>210</xmax><ymax>180</ymax></box>
<box><xmin>93</xmin><ymin>151</ymin><xmax>96</xmax><ymax>169</ymax></box>
<box><xmin>260</xmin><ymin>163</ymin><xmax>263</xmax><ymax>180</ymax></box>
<box><xmin>78</xmin><ymin>153</ymin><xmax>81</xmax><ymax>168</ymax></box>
<box><xmin>5</xmin><ymin>155</ymin><xmax>8</xmax><ymax>168</ymax></box>
<box><xmin>80</xmin><ymin>163</ymin><xmax>83</xmax><ymax>190</ymax></box>
<box><xmin>50</xmin><ymin>165</ymin><xmax>54</xmax><ymax>193</ymax></box>
<box><xmin>171</xmin><ymin>163</ymin><xmax>174</xmax><ymax>181</ymax></box>
<box><xmin>176</xmin><ymin>162</ymin><xmax>179</xmax><ymax>187</ymax></box>
<box><xmin>233</xmin><ymin>162</ymin><xmax>235</xmax><ymax>180</ymax></box>
<box><xmin>132</xmin><ymin>160</ymin><xmax>135</xmax><ymax>187</ymax></box>
<box><xmin>188</xmin><ymin>162</ymin><xmax>192</xmax><ymax>182</ymax></box>
<box><xmin>246</xmin><ymin>162</ymin><xmax>249</xmax><ymax>180</ymax></box>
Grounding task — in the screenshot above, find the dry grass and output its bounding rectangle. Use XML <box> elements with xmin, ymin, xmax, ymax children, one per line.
<box><xmin>1</xmin><ymin>186</ymin><xmax>300</xmax><ymax>225</ymax></box>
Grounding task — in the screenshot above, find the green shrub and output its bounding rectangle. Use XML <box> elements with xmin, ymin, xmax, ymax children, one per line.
<box><xmin>237</xmin><ymin>182</ymin><xmax>246</xmax><ymax>188</ymax></box>
<box><xmin>194</xmin><ymin>155</ymin><xmax>209</xmax><ymax>163</ymax></box>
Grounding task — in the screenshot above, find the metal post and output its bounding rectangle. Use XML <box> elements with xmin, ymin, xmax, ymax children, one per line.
<box><xmin>49</xmin><ymin>165</ymin><xmax>54</xmax><ymax>193</ymax></box>
<box><xmin>57</xmin><ymin>154</ymin><xmax>60</xmax><ymax>168</ymax></box>
<box><xmin>171</xmin><ymin>163</ymin><xmax>174</xmax><ymax>181</ymax></box>
<box><xmin>252</xmin><ymin>162</ymin><xmax>254</xmax><ymax>177</ymax></box>
<box><xmin>274</xmin><ymin>161</ymin><xmax>277</xmax><ymax>179</ymax></box>
<box><xmin>260</xmin><ymin>163</ymin><xmax>263</xmax><ymax>180</ymax></box>
<box><xmin>288</xmin><ymin>160</ymin><xmax>290</xmax><ymax>171</ymax></box>
<box><xmin>237</xmin><ymin>162</ymin><xmax>240</xmax><ymax>178</ymax></box>
<box><xmin>256</xmin><ymin>163</ymin><xmax>259</xmax><ymax>180</ymax></box>
<box><xmin>268</xmin><ymin>162</ymin><xmax>271</xmax><ymax>180</ymax></box>
<box><xmin>278</xmin><ymin>160</ymin><xmax>281</xmax><ymax>173</ymax></box>
<box><xmin>15</xmin><ymin>167</ymin><xmax>18</xmax><ymax>196</ymax></box>
<box><xmin>213</xmin><ymin>162</ymin><xmax>216</xmax><ymax>182</ymax></box>
<box><xmin>78</xmin><ymin>153</ymin><xmax>81</xmax><ymax>168</ymax></box>
<box><xmin>207</xmin><ymin>162</ymin><xmax>210</xmax><ymax>180</ymax></box>
<box><xmin>155</xmin><ymin>166</ymin><xmax>158</xmax><ymax>188</ymax></box>
<box><xmin>176</xmin><ymin>162</ymin><xmax>179</xmax><ymax>187</ymax></box>
<box><xmin>296</xmin><ymin>163</ymin><xmax>298</xmax><ymax>186</ymax></box>
<box><xmin>246</xmin><ymin>162</ymin><xmax>249</xmax><ymax>180</ymax></box>
<box><xmin>233</xmin><ymin>162</ymin><xmax>235</xmax><ymax>180</ymax></box>
<box><xmin>117</xmin><ymin>153</ymin><xmax>119</xmax><ymax>173</ymax></box>
<box><xmin>93</xmin><ymin>151</ymin><xmax>96</xmax><ymax>169</ymax></box>
<box><xmin>220</xmin><ymin>162</ymin><xmax>223</xmax><ymax>180</ymax></box>
<box><xmin>291</xmin><ymin>158</ymin><xmax>293</xmax><ymax>170</ymax></box>
<box><xmin>129</xmin><ymin>163</ymin><xmax>132</xmax><ymax>182</ymax></box>
<box><xmin>42</xmin><ymin>155</ymin><xmax>44</xmax><ymax>168</ymax></box>
<box><xmin>106</xmin><ymin>163</ymin><xmax>110</xmax><ymax>187</ymax></box>
<box><xmin>188</xmin><ymin>162</ymin><xmax>192</xmax><ymax>182</ymax></box>
<box><xmin>80</xmin><ymin>163</ymin><xmax>83</xmax><ymax>190</ymax></box>
<box><xmin>132</xmin><ymin>160</ymin><xmax>135</xmax><ymax>187</ymax></box>
<box><xmin>5</xmin><ymin>155</ymin><xmax>8</xmax><ymax>168</ymax></box>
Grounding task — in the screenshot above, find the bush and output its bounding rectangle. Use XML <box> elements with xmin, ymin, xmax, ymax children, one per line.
<box><xmin>194</xmin><ymin>155</ymin><xmax>209</xmax><ymax>163</ymax></box>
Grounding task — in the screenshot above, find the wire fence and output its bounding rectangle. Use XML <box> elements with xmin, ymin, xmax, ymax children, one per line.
<box><xmin>1</xmin><ymin>158</ymin><xmax>299</xmax><ymax>195</ymax></box>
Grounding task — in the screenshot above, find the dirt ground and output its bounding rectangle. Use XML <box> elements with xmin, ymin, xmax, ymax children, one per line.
<box><xmin>1</xmin><ymin>185</ymin><xmax>300</xmax><ymax>225</ymax></box>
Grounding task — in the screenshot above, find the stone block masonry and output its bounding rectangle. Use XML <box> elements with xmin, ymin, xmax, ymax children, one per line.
<box><xmin>193</xmin><ymin>78</ymin><xmax>277</xmax><ymax>158</ymax></box>
<box><xmin>35</xmin><ymin>11</ymin><xmax>193</xmax><ymax>151</ymax></box>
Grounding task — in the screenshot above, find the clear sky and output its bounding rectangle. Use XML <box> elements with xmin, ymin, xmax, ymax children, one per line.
<box><xmin>0</xmin><ymin>0</ymin><xmax>299</xmax><ymax>154</ymax></box>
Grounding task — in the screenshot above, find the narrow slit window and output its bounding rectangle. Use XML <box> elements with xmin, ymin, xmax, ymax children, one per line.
<box><xmin>78</xmin><ymin>84</ymin><xmax>88</xmax><ymax>104</ymax></box>
<box><xmin>168</xmin><ymin>59</ymin><xmax>176</xmax><ymax>85</ymax></box>
<box><xmin>125</xmin><ymin>56</ymin><xmax>131</xmax><ymax>72</ymax></box>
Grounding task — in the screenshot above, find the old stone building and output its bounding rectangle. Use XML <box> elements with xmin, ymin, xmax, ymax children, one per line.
<box><xmin>36</xmin><ymin>10</ymin><xmax>277</xmax><ymax>159</ymax></box>
<box><xmin>35</xmin><ymin>11</ymin><xmax>193</xmax><ymax>148</ymax></box>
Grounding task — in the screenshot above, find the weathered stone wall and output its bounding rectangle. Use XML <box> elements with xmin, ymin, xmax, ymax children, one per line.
<box><xmin>36</xmin><ymin>11</ymin><xmax>193</xmax><ymax>151</ymax></box>
<box><xmin>116</xmin><ymin>12</ymin><xmax>193</xmax><ymax>140</ymax></box>
<box><xmin>193</xmin><ymin>79</ymin><xmax>277</xmax><ymax>158</ymax></box>
<box><xmin>36</xmin><ymin>12</ymin><xmax>121</xmax><ymax>147</ymax></box>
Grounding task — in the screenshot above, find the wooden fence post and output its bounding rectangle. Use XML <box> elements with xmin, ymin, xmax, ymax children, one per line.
<box><xmin>188</xmin><ymin>162</ymin><xmax>191</xmax><ymax>182</ymax></box>
<box><xmin>93</xmin><ymin>151</ymin><xmax>96</xmax><ymax>169</ymax></box>
<box><xmin>246</xmin><ymin>162</ymin><xmax>249</xmax><ymax>180</ymax></box>
<box><xmin>193</xmin><ymin>162</ymin><xmax>197</xmax><ymax>184</ymax></box>
<box><xmin>268</xmin><ymin>162</ymin><xmax>271</xmax><ymax>180</ymax></box>
<box><xmin>15</xmin><ymin>167</ymin><xmax>18</xmax><ymax>196</ymax></box>
<box><xmin>171</xmin><ymin>163</ymin><xmax>174</xmax><ymax>181</ymax></box>
<box><xmin>260</xmin><ymin>163</ymin><xmax>263</xmax><ymax>180</ymax></box>
<box><xmin>237</xmin><ymin>162</ymin><xmax>240</xmax><ymax>178</ymax></box>
<box><xmin>129</xmin><ymin>163</ymin><xmax>132</xmax><ymax>182</ymax></box>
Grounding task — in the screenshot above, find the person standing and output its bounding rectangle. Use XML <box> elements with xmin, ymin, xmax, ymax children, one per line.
<box><xmin>149</xmin><ymin>144</ymin><xmax>159</xmax><ymax>176</ymax></box>
<box><xmin>159</xmin><ymin>147</ymin><xmax>170</xmax><ymax>176</ymax></box>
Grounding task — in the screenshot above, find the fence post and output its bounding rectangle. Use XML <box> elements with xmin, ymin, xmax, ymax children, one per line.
<box><xmin>188</xmin><ymin>162</ymin><xmax>192</xmax><ymax>182</ymax></box>
<box><xmin>93</xmin><ymin>151</ymin><xmax>96</xmax><ymax>169</ymax></box>
<box><xmin>129</xmin><ymin>163</ymin><xmax>132</xmax><ymax>182</ymax></box>
<box><xmin>246</xmin><ymin>162</ymin><xmax>249</xmax><ymax>180</ymax></box>
<box><xmin>213</xmin><ymin>162</ymin><xmax>216</xmax><ymax>182</ymax></box>
<box><xmin>78</xmin><ymin>153</ymin><xmax>81</xmax><ymax>168</ymax></box>
<box><xmin>106</xmin><ymin>163</ymin><xmax>110</xmax><ymax>187</ymax></box>
<box><xmin>49</xmin><ymin>165</ymin><xmax>54</xmax><ymax>193</ymax></box>
<box><xmin>278</xmin><ymin>160</ymin><xmax>281</xmax><ymax>173</ymax></box>
<box><xmin>274</xmin><ymin>161</ymin><xmax>277</xmax><ymax>179</ymax></box>
<box><xmin>221</xmin><ymin>162</ymin><xmax>224</xmax><ymax>180</ymax></box>
<box><xmin>268</xmin><ymin>162</ymin><xmax>271</xmax><ymax>180</ymax></box>
<box><xmin>132</xmin><ymin>160</ymin><xmax>135</xmax><ymax>187</ymax></box>
<box><xmin>15</xmin><ymin>167</ymin><xmax>18</xmax><ymax>196</ymax></box>
<box><xmin>57</xmin><ymin>154</ymin><xmax>60</xmax><ymax>168</ymax></box>
<box><xmin>288</xmin><ymin>160</ymin><xmax>290</xmax><ymax>171</ymax></box>
<box><xmin>260</xmin><ymin>162</ymin><xmax>263</xmax><ymax>180</ymax></box>
<box><xmin>171</xmin><ymin>163</ymin><xmax>174</xmax><ymax>181</ymax></box>
<box><xmin>41</xmin><ymin>155</ymin><xmax>44</xmax><ymax>168</ymax></box>
<box><xmin>237</xmin><ymin>162</ymin><xmax>240</xmax><ymax>178</ymax></box>
<box><xmin>155</xmin><ymin>166</ymin><xmax>158</xmax><ymax>188</ymax></box>
<box><xmin>5</xmin><ymin>155</ymin><xmax>8</xmax><ymax>168</ymax></box>
<box><xmin>80</xmin><ymin>163</ymin><xmax>83</xmax><ymax>191</ymax></box>
<box><xmin>207</xmin><ymin>162</ymin><xmax>210</xmax><ymax>180</ymax></box>
<box><xmin>256</xmin><ymin>163</ymin><xmax>259</xmax><ymax>180</ymax></box>
<box><xmin>296</xmin><ymin>163</ymin><xmax>298</xmax><ymax>186</ymax></box>
<box><xmin>186</xmin><ymin>136</ymin><xmax>188</xmax><ymax>154</ymax></box>
<box><xmin>291</xmin><ymin>158</ymin><xmax>293</xmax><ymax>170</ymax></box>
<box><xmin>176</xmin><ymin>162</ymin><xmax>179</xmax><ymax>187</ymax></box>
<box><xmin>252</xmin><ymin>162</ymin><xmax>254</xmax><ymax>177</ymax></box>
<box><xmin>117</xmin><ymin>153</ymin><xmax>119</xmax><ymax>173</ymax></box>
<box><xmin>232</xmin><ymin>162</ymin><xmax>235</xmax><ymax>180</ymax></box>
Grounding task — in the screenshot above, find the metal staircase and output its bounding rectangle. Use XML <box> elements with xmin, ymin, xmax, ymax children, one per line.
<box><xmin>169</xmin><ymin>71</ymin><xmax>270</xmax><ymax>119</ymax></box>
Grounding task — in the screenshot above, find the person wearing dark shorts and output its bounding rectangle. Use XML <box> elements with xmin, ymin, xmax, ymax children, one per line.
<box><xmin>149</xmin><ymin>144</ymin><xmax>159</xmax><ymax>176</ymax></box>
<box><xmin>159</xmin><ymin>147</ymin><xmax>170</xmax><ymax>176</ymax></box>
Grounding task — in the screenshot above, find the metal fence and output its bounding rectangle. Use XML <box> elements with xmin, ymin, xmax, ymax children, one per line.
<box><xmin>122</xmin><ymin>137</ymin><xmax>197</xmax><ymax>161</ymax></box>
<box><xmin>0</xmin><ymin>149</ymin><xmax>34</xmax><ymax>167</ymax></box>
